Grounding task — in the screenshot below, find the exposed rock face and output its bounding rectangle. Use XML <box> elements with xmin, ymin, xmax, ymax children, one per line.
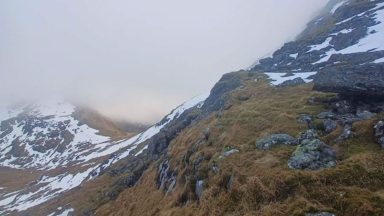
<box><xmin>256</xmin><ymin>134</ymin><xmax>298</xmax><ymax>150</ymax></box>
<box><xmin>157</xmin><ymin>159</ymin><xmax>177</xmax><ymax>194</ymax></box>
<box><xmin>288</xmin><ymin>139</ymin><xmax>337</xmax><ymax>170</ymax></box>
<box><xmin>313</xmin><ymin>64</ymin><xmax>384</xmax><ymax>98</ymax></box>
<box><xmin>251</xmin><ymin>0</ymin><xmax>384</xmax><ymax>72</ymax></box>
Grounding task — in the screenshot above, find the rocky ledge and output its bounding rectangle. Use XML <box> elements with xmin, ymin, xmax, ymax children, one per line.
<box><xmin>313</xmin><ymin>64</ymin><xmax>384</xmax><ymax>98</ymax></box>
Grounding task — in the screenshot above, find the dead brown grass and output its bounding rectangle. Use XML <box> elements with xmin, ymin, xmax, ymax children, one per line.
<box><xmin>40</xmin><ymin>77</ymin><xmax>384</xmax><ymax>216</ymax></box>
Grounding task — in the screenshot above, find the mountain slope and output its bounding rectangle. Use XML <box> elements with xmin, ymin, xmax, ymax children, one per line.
<box><xmin>0</xmin><ymin>96</ymin><xmax>208</xmax><ymax>215</ymax></box>
<box><xmin>2</xmin><ymin>0</ymin><xmax>384</xmax><ymax>215</ymax></box>
<box><xmin>90</xmin><ymin>1</ymin><xmax>384</xmax><ymax>215</ymax></box>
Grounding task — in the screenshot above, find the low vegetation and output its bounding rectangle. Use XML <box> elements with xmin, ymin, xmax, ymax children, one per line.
<box><xmin>94</xmin><ymin>77</ymin><xmax>384</xmax><ymax>216</ymax></box>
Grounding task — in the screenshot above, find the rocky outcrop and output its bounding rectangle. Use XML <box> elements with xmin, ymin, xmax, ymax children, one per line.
<box><xmin>374</xmin><ymin>121</ymin><xmax>384</xmax><ymax>148</ymax></box>
<box><xmin>313</xmin><ymin>64</ymin><xmax>384</xmax><ymax>98</ymax></box>
<box><xmin>288</xmin><ymin>139</ymin><xmax>336</xmax><ymax>170</ymax></box>
<box><xmin>297</xmin><ymin>114</ymin><xmax>313</xmax><ymax>128</ymax></box>
<box><xmin>256</xmin><ymin>134</ymin><xmax>298</xmax><ymax>150</ymax></box>
<box><xmin>323</xmin><ymin>119</ymin><xmax>337</xmax><ymax>134</ymax></box>
<box><xmin>195</xmin><ymin>180</ymin><xmax>204</xmax><ymax>200</ymax></box>
<box><xmin>157</xmin><ymin>159</ymin><xmax>177</xmax><ymax>194</ymax></box>
<box><xmin>298</xmin><ymin>129</ymin><xmax>318</xmax><ymax>143</ymax></box>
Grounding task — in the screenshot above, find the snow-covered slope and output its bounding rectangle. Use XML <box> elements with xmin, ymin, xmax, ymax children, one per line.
<box><xmin>252</xmin><ymin>0</ymin><xmax>384</xmax><ymax>73</ymax></box>
<box><xmin>0</xmin><ymin>94</ymin><xmax>209</xmax><ymax>214</ymax></box>
<box><xmin>0</xmin><ymin>100</ymin><xmax>110</xmax><ymax>170</ymax></box>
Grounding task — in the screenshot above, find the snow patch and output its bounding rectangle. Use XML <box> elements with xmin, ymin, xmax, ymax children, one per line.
<box><xmin>0</xmin><ymin>93</ymin><xmax>210</xmax><ymax>213</ymax></box>
<box><xmin>47</xmin><ymin>207</ymin><xmax>74</xmax><ymax>216</ymax></box>
<box><xmin>373</xmin><ymin>57</ymin><xmax>384</xmax><ymax>63</ymax></box>
<box><xmin>289</xmin><ymin>53</ymin><xmax>299</xmax><ymax>59</ymax></box>
<box><xmin>307</xmin><ymin>37</ymin><xmax>333</xmax><ymax>52</ymax></box>
<box><xmin>264</xmin><ymin>72</ymin><xmax>317</xmax><ymax>86</ymax></box>
<box><xmin>331</xmin><ymin>1</ymin><xmax>348</xmax><ymax>14</ymax></box>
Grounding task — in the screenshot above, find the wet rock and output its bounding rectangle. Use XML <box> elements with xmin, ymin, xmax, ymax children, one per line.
<box><xmin>298</xmin><ymin>129</ymin><xmax>318</xmax><ymax>143</ymax></box>
<box><xmin>288</xmin><ymin>139</ymin><xmax>337</xmax><ymax>170</ymax></box>
<box><xmin>256</xmin><ymin>134</ymin><xmax>298</xmax><ymax>150</ymax></box>
<box><xmin>195</xmin><ymin>180</ymin><xmax>204</xmax><ymax>200</ymax></box>
<box><xmin>221</xmin><ymin>148</ymin><xmax>239</xmax><ymax>157</ymax></box>
<box><xmin>306</xmin><ymin>212</ymin><xmax>335</xmax><ymax>216</ymax></box>
<box><xmin>323</xmin><ymin>119</ymin><xmax>337</xmax><ymax>134</ymax></box>
<box><xmin>278</xmin><ymin>77</ymin><xmax>306</xmax><ymax>87</ymax></box>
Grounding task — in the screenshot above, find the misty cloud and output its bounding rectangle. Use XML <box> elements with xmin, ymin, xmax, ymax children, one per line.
<box><xmin>0</xmin><ymin>0</ymin><xmax>328</xmax><ymax>123</ymax></box>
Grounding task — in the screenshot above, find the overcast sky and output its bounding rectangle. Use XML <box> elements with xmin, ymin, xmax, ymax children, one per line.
<box><xmin>0</xmin><ymin>0</ymin><xmax>328</xmax><ymax>123</ymax></box>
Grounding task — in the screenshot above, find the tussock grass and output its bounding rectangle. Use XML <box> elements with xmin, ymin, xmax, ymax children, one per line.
<box><xmin>95</xmin><ymin>78</ymin><xmax>384</xmax><ymax>216</ymax></box>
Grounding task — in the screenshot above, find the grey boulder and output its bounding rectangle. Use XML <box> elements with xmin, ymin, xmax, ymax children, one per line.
<box><xmin>288</xmin><ymin>139</ymin><xmax>337</xmax><ymax>170</ymax></box>
<box><xmin>298</xmin><ymin>129</ymin><xmax>318</xmax><ymax>143</ymax></box>
<box><xmin>256</xmin><ymin>134</ymin><xmax>298</xmax><ymax>150</ymax></box>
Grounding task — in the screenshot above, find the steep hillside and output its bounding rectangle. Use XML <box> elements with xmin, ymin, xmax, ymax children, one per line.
<box><xmin>95</xmin><ymin>75</ymin><xmax>384</xmax><ymax>216</ymax></box>
<box><xmin>0</xmin><ymin>96</ymin><xmax>209</xmax><ymax>215</ymax></box>
<box><xmin>2</xmin><ymin>0</ymin><xmax>384</xmax><ymax>215</ymax></box>
<box><xmin>92</xmin><ymin>0</ymin><xmax>384</xmax><ymax>216</ymax></box>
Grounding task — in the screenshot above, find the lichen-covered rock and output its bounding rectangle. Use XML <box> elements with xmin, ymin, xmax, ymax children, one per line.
<box><xmin>256</xmin><ymin>134</ymin><xmax>298</xmax><ymax>150</ymax></box>
<box><xmin>288</xmin><ymin>139</ymin><xmax>336</xmax><ymax>170</ymax></box>
<box><xmin>298</xmin><ymin>129</ymin><xmax>318</xmax><ymax>143</ymax></box>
